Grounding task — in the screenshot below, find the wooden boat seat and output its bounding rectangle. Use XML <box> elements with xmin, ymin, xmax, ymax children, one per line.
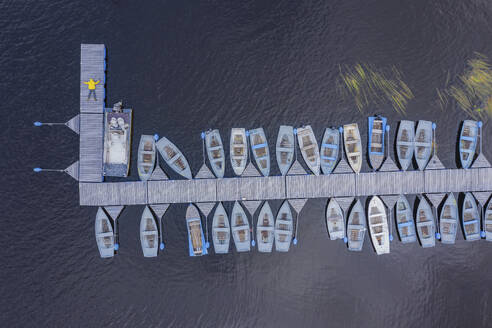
<box><xmin>460</xmin><ymin>135</ymin><xmax>475</xmax><ymax>142</ymax></box>
<box><xmin>440</xmin><ymin>218</ymin><xmax>456</xmax><ymax>223</ymax></box>
<box><xmin>397</xmin><ymin>221</ymin><xmax>413</xmax><ymax>227</ymax></box>
<box><xmin>372</xmin><ymin>232</ymin><xmax>386</xmax><ymax>237</ymax></box>
<box><xmin>463</xmin><ymin>219</ymin><xmax>478</xmax><ymax>225</ymax></box>
<box><xmin>252</xmin><ymin>143</ymin><xmax>267</xmax><ymax>149</ymax></box>
<box><xmin>214</xmin><ymin>227</ymin><xmax>230</xmax><ymax>232</ymax></box>
<box><xmin>322</xmin><ymin>143</ymin><xmax>338</xmax><ymax>149</ymax></box>
<box><xmin>398</xmin><ymin>141</ymin><xmax>413</xmax><ymax>146</ymax></box>
<box><xmin>277</xmin><ymin>147</ymin><xmax>293</xmax><ymax>152</ymax></box>
<box><xmin>414</xmin><ymin>142</ymin><xmax>430</xmax><ymax>147</ymax></box>
<box><xmin>321</xmin><ymin>155</ymin><xmax>337</xmax><ymax>160</ymax></box>
<box><xmin>168</xmin><ymin>152</ymin><xmax>181</xmax><ymax>162</ymax></box>
<box><xmin>416</xmin><ymin>221</ymin><xmax>433</xmax><ymax>227</ymax></box>
<box><xmin>345</xmin><ymin>140</ymin><xmax>359</xmax><ymax>145</ymax></box>
<box><xmin>347</xmin><ymin>152</ymin><xmax>360</xmax><ymax>157</ymax></box>
<box><xmin>141</xmin><ymin>231</ymin><xmax>156</xmax><ymax>236</ymax></box>
<box><xmin>232</xmin><ymin>225</ymin><xmax>249</xmax><ymax>232</ymax></box>
<box><xmin>258</xmin><ymin>226</ymin><xmax>274</xmax><ymax>231</ymax></box>
<box><xmin>97</xmin><ymin>232</ymin><xmax>113</xmax><ymax>238</ymax></box>
<box><xmin>276</xmin><ymin>219</ymin><xmax>291</xmax><ymax>225</ymax></box>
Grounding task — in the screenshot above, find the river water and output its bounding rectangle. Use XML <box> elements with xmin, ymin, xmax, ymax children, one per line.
<box><xmin>2</xmin><ymin>0</ymin><xmax>492</xmax><ymax>327</ymax></box>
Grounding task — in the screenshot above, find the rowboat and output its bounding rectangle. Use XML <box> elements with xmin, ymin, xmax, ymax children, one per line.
<box><xmin>103</xmin><ymin>102</ymin><xmax>132</xmax><ymax>177</ymax></box>
<box><xmin>347</xmin><ymin>199</ymin><xmax>366</xmax><ymax>251</ymax></box>
<box><xmin>230</xmin><ymin>128</ymin><xmax>248</xmax><ymax>176</ymax></box>
<box><xmin>257</xmin><ymin>201</ymin><xmax>275</xmax><ymax>253</ymax></box>
<box><xmin>462</xmin><ymin>193</ymin><xmax>480</xmax><ymax>241</ymax></box>
<box><xmin>439</xmin><ymin>193</ymin><xmax>459</xmax><ymax>244</ymax></box>
<box><xmin>395</xmin><ymin>195</ymin><xmax>416</xmax><ymax>243</ymax></box>
<box><xmin>326</xmin><ymin>198</ymin><xmax>345</xmax><ymax>240</ymax></box>
<box><xmin>320</xmin><ymin>128</ymin><xmax>339</xmax><ymax>175</ymax></box>
<box><xmin>249</xmin><ymin>128</ymin><xmax>270</xmax><ymax>176</ymax></box>
<box><xmin>275</xmin><ymin>200</ymin><xmax>293</xmax><ymax>252</ymax></box>
<box><xmin>185</xmin><ymin>204</ymin><xmax>207</xmax><ymax>256</ymax></box>
<box><xmin>459</xmin><ymin>120</ymin><xmax>478</xmax><ymax>169</ymax></box>
<box><xmin>205</xmin><ymin>129</ymin><xmax>225</xmax><ymax>178</ymax></box>
<box><xmin>343</xmin><ymin>123</ymin><xmax>362</xmax><ymax>174</ymax></box>
<box><xmin>212</xmin><ymin>202</ymin><xmax>230</xmax><ymax>254</ymax></box>
<box><xmin>140</xmin><ymin>206</ymin><xmax>158</xmax><ymax>257</ymax></box>
<box><xmin>368</xmin><ymin>116</ymin><xmax>387</xmax><ymax>171</ymax></box>
<box><xmin>297</xmin><ymin>125</ymin><xmax>320</xmax><ymax>175</ymax></box>
<box><xmin>231</xmin><ymin>201</ymin><xmax>250</xmax><ymax>252</ymax></box>
<box><xmin>414</xmin><ymin>120</ymin><xmax>433</xmax><ymax>170</ymax></box>
<box><xmin>156</xmin><ymin>136</ymin><xmax>192</xmax><ymax>179</ymax></box>
<box><xmin>367</xmin><ymin>196</ymin><xmax>390</xmax><ymax>255</ymax></box>
<box><xmin>485</xmin><ymin>200</ymin><xmax>492</xmax><ymax>241</ymax></box>
<box><xmin>416</xmin><ymin>197</ymin><xmax>435</xmax><ymax>248</ymax></box>
<box><xmin>95</xmin><ymin>207</ymin><xmax>114</xmax><ymax>258</ymax></box>
<box><xmin>396</xmin><ymin>120</ymin><xmax>415</xmax><ymax>171</ymax></box>
<box><xmin>276</xmin><ymin>125</ymin><xmax>294</xmax><ymax>176</ymax></box>
<box><xmin>137</xmin><ymin>135</ymin><xmax>156</xmax><ymax>181</ymax></box>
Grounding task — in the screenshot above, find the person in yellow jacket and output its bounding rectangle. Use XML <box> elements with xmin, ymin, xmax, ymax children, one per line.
<box><xmin>84</xmin><ymin>78</ymin><xmax>100</xmax><ymax>101</ymax></box>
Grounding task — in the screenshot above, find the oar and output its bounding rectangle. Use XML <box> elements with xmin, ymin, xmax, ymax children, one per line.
<box><xmin>33</xmin><ymin>167</ymin><xmax>64</xmax><ymax>173</ymax></box>
<box><xmin>158</xmin><ymin>214</ymin><xmax>165</xmax><ymax>250</ymax></box>
<box><xmin>33</xmin><ymin>121</ymin><xmax>66</xmax><ymax>126</ymax></box>
<box><xmin>480</xmin><ymin>204</ymin><xmax>486</xmax><ymax>239</ymax></box>
<box><xmin>293</xmin><ymin>211</ymin><xmax>299</xmax><ymax>245</ymax></box>
<box><xmin>245</xmin><ymin>130</ymin><xmax>256</xmax><ymax>247</ymax></box>
<box><xmin>388</xmin><ymin>205</ymin><xmax>394</xmax><ymax>242</ymax></box>
<box><xmin>434</xmin><ymin>205</ymin><xmax>441</xmax><ymax>240</ymax></box>
<box><xmin>113</xmin><ymin>216</ymin><xmax>119</xmax><ymax>252</ymax></box>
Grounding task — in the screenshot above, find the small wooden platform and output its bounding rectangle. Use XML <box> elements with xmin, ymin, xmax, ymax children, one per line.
<box><xmin>79</xmin><ymin>44</ymin><xmax>106</xmax><ymax>182</ymax></box>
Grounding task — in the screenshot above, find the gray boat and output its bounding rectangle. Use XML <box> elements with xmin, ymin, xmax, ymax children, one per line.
<box><xmin>462</xmin><ymin>192</ymin><xmax>480</xmax><ymax>241</ymax></box>
<box><xmin>439</xmin><ymin>193</ymin><xmax>459</xmax><ymax>244</ymax></box>
<box><xmin>137</xmin><ymin>135</ymin><xmax>156</xmax><ymax>181</ymax></box>
<box><xmin>343</xmin><ymin>123</ymin><xmax>362</xmax><ymax>174</ymax></box>
<box><xmin>416</xmin><ymin>196</ymin><xmax>435</xmax><ymax>248</ymax></box>
<box><xmin>257</xmin><ymin>201</ymin><xmax>275</xmax><ymax>253</ymax></box>
<box><xmin>205</xmin><ymin>129</ymin><xmax>225</xmax><ymax>178</ymax></box>
<box><xmin>231</xmin><ymin>201</ymin><xmax>250</xmax><ymax>252</ymax></box>
<box><xmin>320</xmin><ymin>128</ymin><xmax>339</xmax><ymax>175</ymax></box>
<box><xmin>95</xmin><ymin>207</ymin><xmax>114</xmax><ymax>258</ymax></box>
<box><xmin>347</xmin><ymin>199</ymin><xmax>366</xmax><ymax>251</ymax></box>
<box><xmin>396</xmin><ymin>195</ymin><xmax>416</xmax><ymax>243</ymax></box>
<box><xmin>230</xmin><ymin>128</ymin><xmax>248</xmax><ymax>176</ymax></box>
<box><xmin>276</xmin><ymin>125</ymin><xmax>294</xmax><ymax>176</ymax></box>
<box><xmin>396</xmin><ymin>120</ymin><xmax>415</xmax><ymax>171</ymax></box>
<box><xmin>103</xmin><ymin>102</ymin><xmax>132</xmax><ymax>177</ymax></box>
<box><xmin>485</xmin><ymin>200</ymin><xmax>492</xmax><ymax>241</ymax></box>
<box><xmin>368</xmin><ymin>116</ymin><xmax>387</xmax><ymax>171</ymax></box>
<box><xmin>459</xmin><ymin>120</ymin><xmax>478</xmax><ymax>169</ymax></box>
<box><xmin>140</xmin><ymin>206</ymin><xmax>158</xmax><ymax>257</ymax></box>
<box><xmin>212</xmin><ymin>202</ymin><xmax>230</xmax><ymax>254</ymax></box>
<box><xmin>414</xmin><ymin>120</ymin><xmax>433</xmax><ymax>170</ymax></box>
<box><xmin>326</xmin><ymin>198</ymin><xmax>345</xmax><ymax>240</ymax></box>
<box><xmin>156</xmin><ymin>135</ymin><xmax>192</xmax><ymax>179</ymax></box>
<box><xmin>297</xmin><ymin>125</ymin><xmax>320</xmax><ymax>175</ymax></box>
<box><xmin>249</xmin><ymin>128</ymin><xmax>270</xmax><ymax>176</ymax></box>
<box><xmin>275</xmin><ymin>201</ymin><xmax>293</xmax><ymax>252</ymax></box>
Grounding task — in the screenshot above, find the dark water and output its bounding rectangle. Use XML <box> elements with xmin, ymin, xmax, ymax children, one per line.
<box><xmin>3</xmin><ymin>0</ymin><xmax>492</xmax><ymax>326</ymax></box>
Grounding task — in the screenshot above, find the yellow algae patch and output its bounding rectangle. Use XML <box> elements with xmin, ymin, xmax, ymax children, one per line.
<box><xmin>337</xmin><ymin>63</ymin><xmax>414</xmax><ymax>115</ymax></box>
<box><xmin>437</xmin><ymin>53</ymin><xmax>492</xmax><ymax>120</ymax></box>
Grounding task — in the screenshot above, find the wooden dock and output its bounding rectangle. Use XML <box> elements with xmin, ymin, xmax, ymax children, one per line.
<box><xmin>77</xmin><ymin>44</ymin><xmax>492</xmax><ymax>208</ymax></box>
<box><xmin>79</xmin><ymin>44</ymin><xmax>105</xmax><ymax>182</ymax></box>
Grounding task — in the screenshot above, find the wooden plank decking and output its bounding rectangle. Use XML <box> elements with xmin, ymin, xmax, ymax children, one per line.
<box><xmin>79</xmin><ymin>44</ymin><xmax>106</xmax><ymax>182</ymax></box>
<box><xmin>79</xmin><ymin>167</ymin><xmax>492</xmax><ymax>206</ymax></box>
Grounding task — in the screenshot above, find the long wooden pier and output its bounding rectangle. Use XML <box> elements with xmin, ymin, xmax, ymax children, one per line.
<box><xmin>76</xmin><ymin>44</ymin><xmax>492</xmax><ymax>208</ymax></box>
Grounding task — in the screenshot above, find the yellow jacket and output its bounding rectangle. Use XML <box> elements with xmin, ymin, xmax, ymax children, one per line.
<box><xmin>84</xmin><ymin>79</ymin><xmax>100</xmax><ymax>90</ymax></box>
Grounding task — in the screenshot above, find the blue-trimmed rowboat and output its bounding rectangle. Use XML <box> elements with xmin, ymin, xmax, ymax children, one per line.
<box><xmin>95</xmin><ymin>207</ymin><xmax>114</xmax><ymax>258</ymax></box>
<box><xmin>416</xmin><ymin>196</ymin><xmax>435</xmax><ymax>248</ymax></box>
<box><xmin>231</xmin><ymin>201</ymin><xmax>251</xmax><ymax>252</ymax></box>
<box><xmin>414</xmin><ymin>120</ymin><xmax>433</xmax><ymax>171</ymax></box>
<box><xmin>249</xmin><ymin>128</ymin><xmax>270</xmax><ymax>176</ymax></box>
<box><xmin>396</xmin><ymin>195</ymin><xmax>416</xmax><ymax>243</ymax></box>
<box><xmin>326</xmin><ymin>198</ymin><xmax>345</xmax><ymax>240</ymax></box>
<box><xmin>368</xmin><ymin>116</ymin><xmax>387</xmax><ymax>170</ymax></box>
<box><xmin>140</xmin><ymin>206</ymin><xmax>158</xmax><ymax>257</ymax></box>
<box><xmin>275</xmin><ymin>200</ymin><xmax>293</xmax><ymax>252</ymax></box>
<box><xmin>205</xmin><ymin>129</ymin><xmax>225</xmax><ymax>178</ymax></box>
<box><xmin>347</xmin><ymin>199</ymin><xmax>366</xmax><ymax>251</ymax></box>
<box><xmin>462</xmin><ymin>193</ymin><xmax>480</xmax><ymax>241</ymax></box>
<box><xmin>396</xmin><ymin>120</ymin><xmax>415</xmax><ymax>171</ymax></box>
<box><xmin>137</xmin><ymin>135</ymin><xmax>156</xmax><ymax>181</ymax></box>
<box><xmin>459</xmin><ymin>120</ymin><xmax>478</xmax><ymax>169</ymax></box>
<box><xmin>156</xmin><ymin>136</ymin><xmax>192</xmax><ymax>179</ymax></box>
<box><xmin>185</xmin><ymin>204</ymin><xmax>208</xmax><ymax>256</ymax></box>
<box><xmin>320</xmin><ymin>128</ymin><xmax>339</xmax><ymax>175</ymax></box>
<box><xmin>212</xmin><ymin>202</ymin><xmax>230</xmax><ymax>254</ymax></box>
<box><xmin>439</xmin><ymin>193</ymin><xmax>459</xmax><ymax>244</ymax></box>
<box><xmin>257</xmin><ymin>201</ymin><xmax>275</xmax><ymax>253</ymax></box>
<box><xmin>276</xmin><ymin>125</ymin><xmax>294</xmax><ymax>176</ymax></box>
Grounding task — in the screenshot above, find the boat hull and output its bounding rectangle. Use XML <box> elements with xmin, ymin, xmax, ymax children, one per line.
<box><xmin>276</xmin><ymin>126</ymin><xmax>294</xmax><ymax>176</ymax></box>
<box><xmin>103</xmin><ymin>108</ymin><xmax>133</xmax><ymax>177</ymax></box>
<box><xmin>462</xmin><ymin>193</ymin><xmax>480</xmax><ymax>241</ymax></box>
<box><xmin>326</xmin><ymin>198</ymin><xmax>345</xmax><ymax>240</ymax></box>
<box><xmin>140</xmin><ymin>206</ymin><xmax>158</xmax><ymax>257</ymax></box>
<box><xmin>212</xmin><ymin>203</ymin><xmax>230</xmax><ymax>254</ymax></box>
<box><xmin>205</xmin><ymin>129</ymin><xmax>225</xmax><ymax>178</ymax></box>
<box><xmin>297</xmin><ymin>125</ymin><xmax>320</xmax><ymax>175</ymax></box>
<box><xmin>368</xmin><ymin>116</ymin><xmax>387</xmax><ymax>171</ymax></box>
<box><xmin>137</xmin><ymin>135</ymin><xmax>156</xmax><ymax>181</ymax></box>
<box><xmin>396</xmin><ymin>120</ymin><xmax>415</xmax><ymax>171</ymax></box>
<box><xmin>95</xmin><ymin>207</ymin><xmax>114</xmax><ymax>258</ymax></box>
<box><xmin>440</xmin><ymin>193</ymin><xmax>458</xmax><ymax>244</ymax></box>
<box><xmin>231</xmin><ymin>201</ymin><xmax>250</xmax><ymax>252</ymax></box>
<box><xmin>416</xmin><ymin>197</ymin><xmax>436</xmax><ymax>248</ymax></box>
<box><xmin>367</xmin><ymin>196</ymin><xmax>390</xmax><ymax>255</ymax></box>
<box><xmin>347</xmin><ymin>199</ymin><xmax>366</xmax><ymax>251</ymax></box>
<box><xmin>320</xmin><ymin>128</ymin><xmax>339</xmax><ymax>175</ymax></box>
<box><xmin>459</xmin><ymin>120</ymin><xmax>478</xmax><ymax>169</ymax></box>
<box><xmin>156</xmin><ymin>136</ymin><xmax>192</xmax><ymax>179</ymax></box>
<box><xmin>414</xmin><ymin>120</ymin><xmax>433</xmax><ymax>171</ymax></box>
<box><xmin>249</xmin><ymin>128</ymin><xmax>270</xmax><ymax>177</ymax></box>
<box><xmin>257</xmin><ymin>202</ymin><xmax>274</xmax><ymax>253</ymax></box>
<box><xmin>343</xmin><ymin>123</ymin><xmax>362</xmax><ymax>174</ymax></box>
<box><xmin>275</xmin><ymin>201</ymin><xmax>293</xmax><ymax>252</ymax></box>
<box><xmin>230</xmin><ymin>128</ymin><xmax>248</xmax><ymax>176</ymax></box>
<box><xmin>396</xmin><ymin>195</ymin><xmax>416</xmax><ymax>244</ymax></box>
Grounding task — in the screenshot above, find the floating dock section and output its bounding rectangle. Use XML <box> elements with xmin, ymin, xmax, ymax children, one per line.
<box><xmin>77</xmin><ymin>44</ymin><xmax>492</xmax><ymax>208</ymax></box>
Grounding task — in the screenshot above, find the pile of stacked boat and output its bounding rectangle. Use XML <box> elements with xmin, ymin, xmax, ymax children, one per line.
<box><xmin>95</xmin><ymin>117</ymin><xmax>491</xmax><ymax>258</ymax></box>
